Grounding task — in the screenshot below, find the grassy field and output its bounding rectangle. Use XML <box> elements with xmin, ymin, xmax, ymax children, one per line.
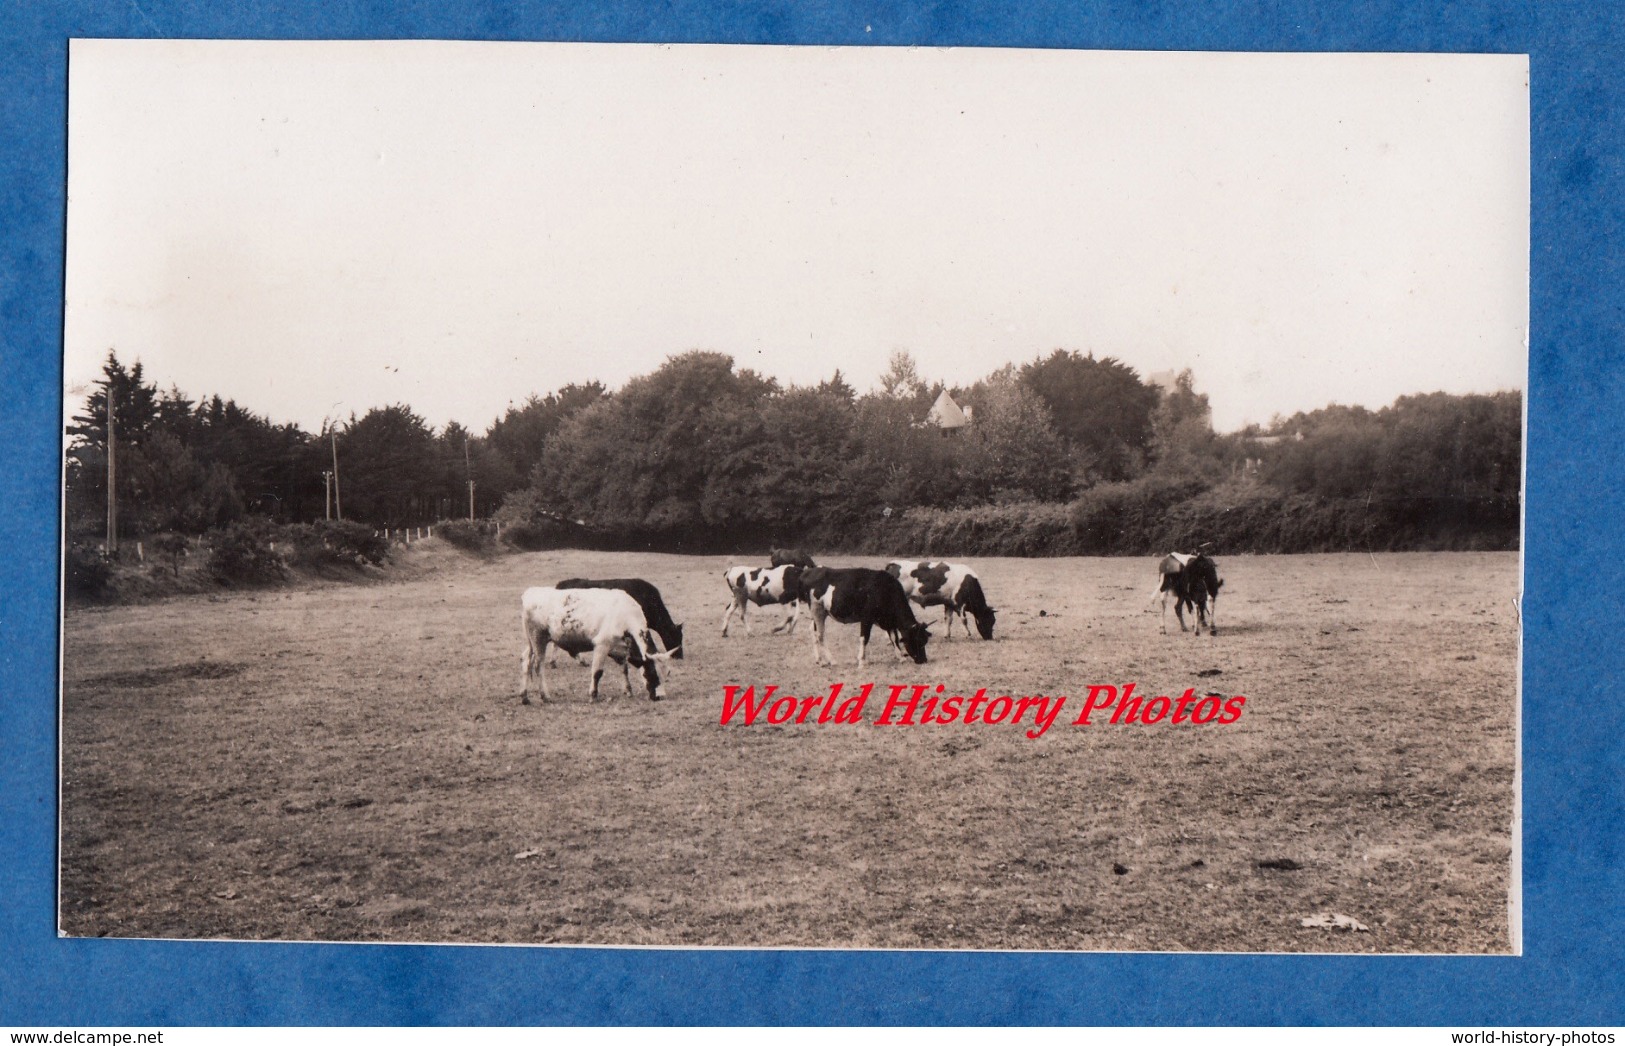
<box><xmin>59</xmin><ymin>545</ymin><xmax>1518</xmax><ymax>952</ymax></box>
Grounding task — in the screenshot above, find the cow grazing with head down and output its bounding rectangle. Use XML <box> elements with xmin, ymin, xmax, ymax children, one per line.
<box><xmin>770</xmin><ymin>548</ymin><xmax>817</xmax><ymax>570</ymax></box>
<box><xmin>801</xmin><ymin>566</ymin><xmax>930</xmax><ymax>666</ymax></box>
<box><xmin>885</xmin><ymin>560</ymin><xmax>997</xmax><ymax>640</ymax></box>
<box><xmin>556</xmin><ymin>578</ymin><xmax>684</xmax><ymax>659</ymax></box>
<box><xmin>721</xmin><ymin>565</ymin><xmax>808</xmax><ymax>636</ymax></box>
<box><xmin>520</xmin><ymin>587</ymin><xmax>675</xmax><ymax>703</ymax></box>
<box><xmin>1155</xmin><ymin>551</ymin><xmax>1223</xmax><ymax>636</ymax></box>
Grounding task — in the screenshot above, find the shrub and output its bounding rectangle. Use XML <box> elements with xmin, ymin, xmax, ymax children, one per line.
<box><xmin>314</xmin><ymin>519</ymin><xmax>388</xmax><ymax>565</ymax></box>
<box><xmin>499</xmin><ymin>518</ymin><xmax>571</xmax><ymax>551</ymax></box>
<box><xmin>281</xmin><ymin>520</ymin><xmax>389</xmax><ymax>568</ymax></box>
<box><xmin>205</xmin><ymin>520</ymin><xmax>286</xmax><ymax>583</ymax></box>
<box><xmin>64</xmin><ymin>545</ymin><xmax>113</xmax><ymax>601</ymax></box>
<box><xmin>438</xmin><ymin>519</ymin><xmax>494</xmax><ymax>550</ymax></box>
<box><xmin>151</xmin><ymin>533</ymin><xmax>190</xmax><ymax>577</ymax></box>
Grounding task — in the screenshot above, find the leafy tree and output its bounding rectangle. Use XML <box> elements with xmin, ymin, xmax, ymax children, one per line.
<box><xmin>1019</xmin><ymin>350</ymin><xmax>1159</xmax><ymax>482</ymax></box>
<box><xmin>125</xmin><ymin>430</ymin><xmax>243</xmax><ymax>532</ymax></box>
<box><xmin>188</xmin><ymin>396</ymin><xmax>320</xmax><ymax>522</ymax></box>
<box><xmin>1150</xmin><ymin>368</ymin><xmax>1222</xmax><ymax>478</ymax></box>
<box><xmin>531</xmin><ymin>352</ymin><xmax>779</xmax><ymax>539</ymax></box>
<box><xmin>879</xmin><ymin>349</ymin><xmax>928</xmax><ymax>401</ymax></box>
<box><xmin>65</xmin><ymin>352</ymin><xmax>164</xmax><ymax>539</ymax></box>
<box><xmin>958</xmin><ymin>367</ymin><xmax>1075</xmax><ymax>503</ymax></box>
<box><xmin>484</xmin><ymin>382</ymin><xmax>607</xmax><ymax>503</ymax></box>
<box><xmin>335</xmin><ymin>405</ymin><xmax>441</xmax><ymax>526</ymax></box>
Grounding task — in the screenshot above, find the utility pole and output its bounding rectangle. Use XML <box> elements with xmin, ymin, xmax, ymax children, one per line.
<box><xmin>464</xmin><ymin>435</ymin><xmax>475</xmax><ymax>521</ymax></box>
<box><xmin>330</xmin><ymin>429</ymin><xmax>343</xmax><ymax>521</ymax></box>
<box><xmin>323</xmin><ymin>470</ymin><xmax>333</xmax><ymax>520</ymax></box>
<box><xmin>105</xmin><ymin>392</ymin><xmax>117</xmax><ymax>554</ymax></box>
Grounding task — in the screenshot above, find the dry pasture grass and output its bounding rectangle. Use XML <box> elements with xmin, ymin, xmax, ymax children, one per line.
<box><xmin>60</xmin><ymin>547</ymin><xmax>1518</xmax><ymax>952</ymax></box>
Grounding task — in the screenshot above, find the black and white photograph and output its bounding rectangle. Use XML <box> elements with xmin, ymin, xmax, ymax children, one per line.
<box><xmin>59</xmin><ymin>40</ymin><xmax>1525</xmax><ymax>953</ymax></box>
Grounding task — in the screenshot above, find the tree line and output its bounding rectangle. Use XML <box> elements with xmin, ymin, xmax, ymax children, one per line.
<box><xmin>64</xmin><ymin>348</ymin><xmax>1521</xmax><ymax>557</ymax></box>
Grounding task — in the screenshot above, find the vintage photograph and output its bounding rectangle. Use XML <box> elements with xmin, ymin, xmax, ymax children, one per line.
<box><xmin>60</xmin><ymin>40</ymin><xmax>1526</xmax><ymax>952</ymax></box>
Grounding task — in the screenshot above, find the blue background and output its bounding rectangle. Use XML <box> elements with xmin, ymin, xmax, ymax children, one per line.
<box><xmin>2</xmin><ymin>1</ymin><xmax>1619</xmax><ymax>1027</ymax></box>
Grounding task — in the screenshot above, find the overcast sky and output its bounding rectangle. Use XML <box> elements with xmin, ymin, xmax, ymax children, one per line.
<box><xmin>65</xmin><ymin>41</ymin><xmax>1528</xmax><ymax>434</ymax></box>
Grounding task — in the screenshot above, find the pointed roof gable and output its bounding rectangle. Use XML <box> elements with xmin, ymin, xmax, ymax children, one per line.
<box><xmin>926</xmin><ymin>389</ymin><xmax>969</xmax><ymax>429</ymax></box>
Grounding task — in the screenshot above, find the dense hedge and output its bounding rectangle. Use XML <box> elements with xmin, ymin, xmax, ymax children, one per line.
<box><xmin>498</xmin><ymin>476</ymin><xmax>1517</xmax><ymax>559</ymax></box>
<box><xmin>839</xmin><ymin>480</ymin><xmax>1517</xmax><ymax>559</ymax></box>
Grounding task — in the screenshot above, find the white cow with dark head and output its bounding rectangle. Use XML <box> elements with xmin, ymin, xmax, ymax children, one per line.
<box><xmin>520</xmin><ymin>587</ymin><xmax>675</xmax><ymax>703</ymax></box>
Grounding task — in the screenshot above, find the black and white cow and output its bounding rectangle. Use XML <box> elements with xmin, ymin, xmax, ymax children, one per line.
<box><xmin>721</xmin><ymin>564</ymin><xmax>808</xmax><ymax>636</ymax></box>
<box><xmin>770</xmin><ymin>548</ymin><xmax>818</xmax><ymax>570</ymax></box>
<box><xmin>801</xmin><ymin>566</ymin><xmax>930</xmax><ymax>666</ymax></box>
<box><xmin>1154</xmin><ymin>551</ymin><xmax>1223</xmax><ymax>636</ymax></box>
<box><xmin>520</xmin><ymin>587</ymin><xmax>675</xmax><ymax>703</ymax></box>
<box><xmin>885</xmin><ymin>560</ymin><xmax>997</xmax><ymax>640</ymax></box>
<box><xmin>556</xmin><ymin>577</ymin><xmax>684</xmax><ymax>659</ymax></box>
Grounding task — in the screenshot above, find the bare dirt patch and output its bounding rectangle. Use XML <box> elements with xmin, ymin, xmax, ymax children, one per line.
<box><xmin>59</xmin><ymin>548</ymin><xmax>1517</xmax><ymax>951</ymax></box>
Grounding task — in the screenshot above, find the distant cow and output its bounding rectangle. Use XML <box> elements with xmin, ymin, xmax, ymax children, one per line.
<box><xmin>1155</xmin><ymin>552</ymin><xmax>1223</xmax><ymax>636</ymax></box>
<box><xmin>885</xmin><ymin>560</ymin><xmax>997</xmax><ymax>640</ymax></box>
<box><xmin>557</xmin><ymin>578</ymin><xmax>684</xmax><ymax>659</ymax></box>
<box><xmin>721</xmin><ymin>564</ymin><xmax>809</xmax><ymax>636</ymax></box>
<box><xmin>770</xmin><ymin>548</ymin><xmax>817</xmax><ymax>570</ymax></box>
<box><xmin>520</xmin><ymin>587</ymin><xmax>675</xmax><ymax>703</ymax></box>
<box><xmin>802</xmin><ymin>566</ymin><xmax>930</xmax><ymax>666</ymax></box>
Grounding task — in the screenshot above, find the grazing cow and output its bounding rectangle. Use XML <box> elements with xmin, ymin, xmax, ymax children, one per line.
<box><xmin>556</xmin><ymin>578</ymin><xmax>684</xmax><ymax>659</ymax></box>
<box><xmin>720</xmin><ymin>565</ymin><xmax>808</xmax><ymax>636</ymax></box>
<box><xmin>801</xmin><ymin>566</ymin><xmax>931</xmax><ymax>666</ymax></box>
<box><xmin>520</xmin><ymin>587</ymin><xmax>675</xmax><ymax>703</ymax></box>
<box><xmin>770</xmin><ymin>548</ymin><xmax>817</xmax><ymax>570</ymax></box>
<box><xmin>885</xmin><ymin>560</ymin><xmax>997</xmax><ymax>640</ymax></box>
<box><xmin>1154</xmin><ymin>552</ymin><xmax>1223</xmax><ymax>636</ymax></box>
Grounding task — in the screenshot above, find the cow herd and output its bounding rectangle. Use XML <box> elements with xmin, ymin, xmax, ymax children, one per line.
<box><xmin>518</xmin><ymin>546</ymin><xmax>1224</xmax><ymax>704</ymax></box>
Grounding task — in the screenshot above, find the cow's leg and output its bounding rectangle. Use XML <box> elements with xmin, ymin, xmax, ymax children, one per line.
<box><xmin>810</xmin><ymin>602</ymin><xmax>831</xmax><ymax>666</ymax></box>
<box><xmin>621</xmin><ymin>654</ymin><xmax>635</xmax><ymax>698</ymax></box>
<box><xmin>521</xmin><ymin>614</ymin><xmax>533</xmax><ymax>703</ymax></box>
<box><xmin>774</xmin><ymin>600</ymin><xmax>801</xmax><ymax>635</ymax></box>
<box><xmin>522</xmin><ymin>616</ymin><xmax>546</xmax><ymax>704</ymax></box>
<box><xmin>537</xmin><ymin>638</ymin><xmax>556</xmax><ymax>703</ymax></box>
<box><xmin>1160</xmin><ymin>589</ymin><xmax>1171</xmax><ymax>634</ymax></box>
<box><xmin>1174</xmin><ymin>597</ymin><xmax>1189</xmax><ymax>633</ymax></box>
<box><xmin>858</xmin><ymin>621</ymin><xmax>873</xmax><ymax>667</ymax></box>
<box><xmin>1208</xmin><ymin>592</ymin><xmax>1218</xmax><ymax>636</ymax></box>
<box><xmin>588</xmin><ymin>644</ymin><xmax>609</xmax><ymax>703</ymax></box>
<box><xmin>520</xmin><ymin>613</ymin><xmax>533</xmax><ymax>702</ymax></box>
<box><xmin>720</xmin><ymin>595</ymin><xmax>740</xmax><ymax>637</ymax></box>
<box><xmin>942</xmin><ymin>605</ymin><xmax>955</xmax><ymax>641</ymax></box>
